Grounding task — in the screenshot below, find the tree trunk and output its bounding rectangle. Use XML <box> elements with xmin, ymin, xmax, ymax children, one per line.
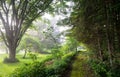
<box><xmin>97</xmin><ymin>37</ymin><xmax>103</xmax><ymax>61</ymax></box>
<box><xmin>5</xmin><ymin>48</ymin><xmax>9</xmax><ymax>54</ymax></box>
<box><xmin>9</xmin><ymin>51</ymin><xmax>16</xmax><ymax>61</ymax></box>
<box><xmin>104</xmin><ymin>1</ymin><xmax>113</xmax><ymax>67</ymax></box>
<box><xmin>23</xmin><ymin>49</ymin><xmax>27</xmax><ymax>59</ymax></box>
<box><xmin>115</xmin><ymin>15</ymin><xmax>120</xmax><ymax>51</ymax></box>
<box><xmin>7</xmin><ymin>45</ymin><xmax>18</xmax><ymax>62</ymax></box>
<box><xmin>107</xmin><ymin>37</ymin><xmax>113</xmax><ymax>67</ymax></box>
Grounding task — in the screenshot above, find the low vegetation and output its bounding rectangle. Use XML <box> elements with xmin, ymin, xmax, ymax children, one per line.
<box><xmin>70</xmin><ymin>52</ymin><xmax>95</xmax><ymax>77</ymax></box>
<box><xmin>0</xmin><ymin>53</ymin><xmax>49</xmax><ymax>77</ymax></box>
<box><xmin>9</xmin><ymin>52</ymin><xmax>76</xmax><ymax>77</ymax></box>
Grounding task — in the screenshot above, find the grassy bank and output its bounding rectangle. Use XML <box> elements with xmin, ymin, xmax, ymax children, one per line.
<box><xmin>70</xmin><ymin>52</ymin><xmax>95</xmax><ymax>77</ymax></box>
<box><xmin>0</xmin><ymin>53</ymin><xmax>49</xmax><ymax>76</ymax></box>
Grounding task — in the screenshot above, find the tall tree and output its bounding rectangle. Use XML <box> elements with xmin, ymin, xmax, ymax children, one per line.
<box><xmin>58</xmin><ymin>0</ymin><xmax>120</xmax><ymax>76</ymax></box>
<box><xmin>0</xmin><ymin>0</ymin><xmax>52</xmax><ymax>62</ymax></box>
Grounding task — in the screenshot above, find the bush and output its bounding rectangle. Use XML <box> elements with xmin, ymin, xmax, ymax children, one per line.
<box><xmin>53</xmin><ymin>60</ymin><xmax>67</xmax><ymax>73</ymax></box>
<box><xmin>89</xmin><ymin>58</ymin><xmax>120</xmax><ymax>77</ymax></box>
<box><xmin>10</xmin><ymin>56</ymin><xmax>54</xmax><ymax>77</ymax></box>
<box><xmin>51</xmin><ymin>48</ymin><xmax>62</xmax><ymax>59</ymax></box>
<box><xmin>89</xmin><ymin>59</ymin><xmax>110</xmax><ymax>77</ymax></box>
<box><xmin>28</xmin><ymin>52</ymin><xmax>37</xmax><ymax>61</ymax></box>
<box><xmin>10</xmin><ymin>52</ymin><xmax>76</xmax><ymax>77</ymax></box>
<box><xmin>45</xmin><ymin>60</ymin><xmax>67</xmax><ymax>77</ymax></box>
<box><xmin>62</xmin><ymin>52</ymin><xmax>75</xmax><ymax>62</ymax></box>
<box><xmin>111</xmin><ymin>66</ymin><xmax>120</xmax><ymax>77</ymax></box>
<box><xmin>10</xmin><ymin>62</ymin><xmax>46</xmax><ymax>77</ymax></box>
<box><xmin>45</xmin><ymin>52</ymin><xmax>76</xmax><ymax>77</ymax></box>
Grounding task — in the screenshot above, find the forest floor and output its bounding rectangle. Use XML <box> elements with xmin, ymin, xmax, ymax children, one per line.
<box><xmin>63</xmin><ymin>52</ymin><xmax>96</xmax><ymax>77</ymax></box>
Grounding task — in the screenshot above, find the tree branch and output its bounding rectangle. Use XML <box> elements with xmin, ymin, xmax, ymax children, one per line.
<box><xmin>0</xmin><ymin>29</ymin><xmax>9</xmax><ymax>47</ymax></box>
<box><xmin>0</xmin><ymin>12</ymin><xmax>6</xmax><ymax>25</ymax></box>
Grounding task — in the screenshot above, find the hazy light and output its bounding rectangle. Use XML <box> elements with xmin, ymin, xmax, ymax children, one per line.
<box><xmin>42</xmin><ymin>13</ymin><xmax>53</xmax><ymax>20</ymax></box>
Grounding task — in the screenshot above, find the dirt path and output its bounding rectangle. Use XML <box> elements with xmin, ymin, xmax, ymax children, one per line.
<box><xmin>69</xmin><ymin>52</ymin><xmax>96</xmax><ymax>77</ymax></box>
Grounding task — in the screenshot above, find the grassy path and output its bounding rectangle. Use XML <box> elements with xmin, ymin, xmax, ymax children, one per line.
<box><xmin>70</xmin><ymin>52</ymin><xmax>96</xmax><ymax>77</ymax></box>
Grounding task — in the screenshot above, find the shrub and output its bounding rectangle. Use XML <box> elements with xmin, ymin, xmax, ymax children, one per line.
<box><xmin>45</xmin><ymin>67</ymin><xmax>56</xmax><ymax>77</ymax></box>
<box><xmin>89</xmin><ymin>60</ymin><xmax>110</xmax><ymax>77</ymax></box>
<box><xmin>10</xmin><ymin>55</ymin><xmax>54</xmax><ymax>77</ymax></box>
<box><xmin>45</xmin><ymin>52</ymin><xmax>76</xmax><ymax>77</ymax></box>
<box><xmin>51</xmin><ymin>49</ymin><xmax>62</xmax><ymax>59</ymax></box>
<box><xmin>28</xmin><ymin>52</ymin><xmax>37</xmax><ymax>61</ymax></box>
<box><xmin>53</xmin><ymin>60</ymin><xmax>67</xmax><ymax>74</ymax></box>
<box><xmin>45</xmin><ymin>60</ymin><xmax>67</xmax><ymax>77</ymax></box>
<box><xmin>10</xmin><ymin>62</ymin><xmax>46</xmax><ymax>77</ymax></box>
<box><xmin>111</xmin><ymin>66</ymin><xmax>120</xmax><ymax>77</ymax></box>
<box><xmin>41</xmin><ymin>55</ymin><xmax>54</xmax><ymax>63</ymax></box>
<box><xmin>10</xmin><ymin>52</ymin><xmax>76</xmax><ymax>77</ymax></box>
<box><xmin>62</xmin><ymin>52</ymin><xmax>75</xmax><ymax>62</ymax></box>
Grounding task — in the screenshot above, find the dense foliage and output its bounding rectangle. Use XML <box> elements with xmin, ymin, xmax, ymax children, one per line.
<box><xmin>10</xmin><ymin>52</ymin><xmax>76</xmax><ymax>77</ymax></box>
<box><xmin>59</xmin><ymin>0</ymin><xmax>120</xmax><ymax>77</ymax></box>
<box><xmin>73</xmin><ymin>0</ymin><xmax>119</xmax><ymax>77</ymax></box>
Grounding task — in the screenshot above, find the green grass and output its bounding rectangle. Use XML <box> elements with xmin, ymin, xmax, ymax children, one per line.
<box><xmin>70</xmin><ymin>54</ymin><xmax>87</xmax><ymax>77</ymax></box>
<box><xmin>0</xmin><ymin>53</ymin><xmax>49</xmax><ymax>77</ymax></box>
<box><xmin>70</xmin><ymin>52</ymin><xmax>95</xmax><ymax>77</ymax></box>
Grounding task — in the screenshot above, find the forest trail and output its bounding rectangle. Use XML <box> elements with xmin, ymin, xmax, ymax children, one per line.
<box><xmin>70</xmin><ymin>52</ymin><xmax>96</xmax><ymax>77</ymax></box>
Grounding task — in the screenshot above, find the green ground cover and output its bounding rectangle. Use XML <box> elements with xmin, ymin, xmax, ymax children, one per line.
<box><xmin>0</xmin><ymin>53</ymin><xmax>49</xmax><ymax>77</ymax></box>
<box><xmin>70</xmin><ymin>52</ymin><xmax>95</xmax><ymax>77</ymax></box>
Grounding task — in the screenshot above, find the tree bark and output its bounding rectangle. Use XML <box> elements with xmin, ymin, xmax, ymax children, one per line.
<box><xmin>97</xmin><ymin>37</ymin><xmax>103</xmax><ymax>61</ymax></box>
<box><xmin>115</xmin><ymin>13</ymin><xmax>120</xmax><ymax>51</ymax></box>
<box><xmin>8</xmin><ymin>44</ymin><xmax>17</xmax><ymax>62</ymax></box>
<box><xmin>104</xmin><ymin>1</ymin><xmax>113</xmax><ymax>67</ymax></box>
